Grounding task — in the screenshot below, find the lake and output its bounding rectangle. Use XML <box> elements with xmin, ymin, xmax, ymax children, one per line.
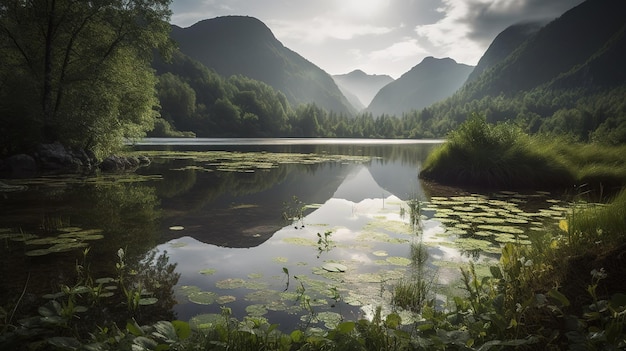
<box><xmin>0</xmin><ymin>138</ymin><xmax>570</xmax><ymax>330</ymax></box>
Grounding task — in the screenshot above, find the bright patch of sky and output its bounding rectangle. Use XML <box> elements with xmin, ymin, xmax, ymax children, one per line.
<box><xmin>170</xmin><ymin>0</ymin><xmax>584</xmax><ymax>79</ymax></box>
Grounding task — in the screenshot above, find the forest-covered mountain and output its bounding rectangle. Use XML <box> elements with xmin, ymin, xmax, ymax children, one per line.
<box><xmin>411</xmin><ymin>0</ymin><xmax>626</xmax><ymax>143</ymax></box>
<box><xmin>465</xmin><ymin>21</ymin><xmax>545</xmax><ymax>84</ymax></box>
<box><xmin>170</xmin><ymin>16</ymin><xmax>355</xmax><ymax>116</ymax></box>
<box><xmin>366</xmin><ymin>57</ymin><xmax>473</xmax><ymax>117</ymax></box>
<box><xmin>332</xmin><ymin>70</ymin><xmax>394</xmax><ymax>110</ymax></box>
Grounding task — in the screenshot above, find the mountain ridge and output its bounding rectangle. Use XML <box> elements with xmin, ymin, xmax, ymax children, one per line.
<box><xmin>171</xmin><ymin>16</ymin><xmax>355</xmax><ymax>115</ymax></box>
<box><xmin>366</xmin><ymin>57</ymin><xmax>473</xmax><ymax>116</ymax></box>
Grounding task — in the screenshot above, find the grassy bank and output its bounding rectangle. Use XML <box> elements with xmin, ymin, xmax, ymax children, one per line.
<box><xmin>420</xmin><ymin>113</ymin><xmax>626</xmax><ymax>193</ymax></box>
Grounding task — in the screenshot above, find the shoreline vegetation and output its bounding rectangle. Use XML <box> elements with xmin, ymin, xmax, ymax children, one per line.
<box><xmin>3</xmin><ymin>120</ymin><xmax>626</xmax><ymax>349</ymax></box>
<box><xmin>420</xmin><ymin>113</ymin><xmax>626</xmax><ymax>195</ymax></box>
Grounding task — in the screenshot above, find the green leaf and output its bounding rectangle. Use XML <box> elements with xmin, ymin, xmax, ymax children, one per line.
<box><xmin>139</xmin><ymin>297</ymin><xmax>158</xmax><ymax>306</ymax></box>
<box><xmin>127</xmin><ymin>319</ymin><xmax>144</xmax><ymax>336</ymax></box>
<box><xmin>48</xmin><ymin>336</ymin><xmax>81</xmax><ymax>349</ymax></box>
<box><xmin>548</xmin><ymin>288</ymin><xmax>570</xmax><ymax>307</ymax></box>
<box><xmin>290</xmin><ymin>330</ymin><xmax>304</xmax><ymax>342</ymax></box>
<box><xmin>385</xmin><ymin>313</ymin><xmax>402</xmax><ymax>329</ymax></box>
<box><xmin>132</xmin><ymin>336</ymin><xmax>158</xmax><ymax>351</ymax></box>
<box><xmin>171</xmin><ymin>320</ymin><xmax>191</xmax><ymax>340</ymax></box>
<box><xmin>489</xmin><ymin>265</ymin><xmax>502</xmax><ymax>279</ymax></box>
<box><xmin>336</xmin><ymin>321</ymin><xmax>355</xmax><ymax>334</ymax></box>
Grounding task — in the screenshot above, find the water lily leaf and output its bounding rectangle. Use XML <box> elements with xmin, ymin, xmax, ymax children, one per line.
<box><xmin>215</xmin><ymin>278</ymin><xmax>246</xmax><ymax>289</ymax></box>
<box><xmin>372</xmin><ymin>250</ymin><xmax>388</xmax><ymax>257</ymax></box>
<box><xmin>199</xmin><ymin>268</ymin><xmax>216</xmax><ymax>275</ymax></box>
<box><xmin>138</xmin><ymin>297</ymin><xmax>158</xmax><ymax>306</ymax></box>
<box><xmin>386</xmin><ymin>257</ymin><xmax>412</xmax><ymax>266</ymax></box>
<box><xmin>188</xmin><ymin>291</ymin><xmax>217</xmax><ymax>305</ymax></box>
<box><xmin>245</xmin><ymin>304</ymin><xmax>268</xmax><ymax>317</ymax></box>
<box><xmin>189</xmin><ymin>313</ymin><xmax>223</xmax><ymax>329</ymax></box>
<box><xmin>216</xmin><ymin>295</ymin><xmax>237</xmax><ymax>304</ymax></box>
<box><xmin>322</xmin><ymin>263</ymin><xmax>347</xmax><ymax>272</ymax></box>
<box><xmin>169</xmin><ymin>226</ymin><xmax>184</xmax><ymax>231</ymax></box>
<box><xmin>25</xmin><ymin>248</ymin><xmax>52</xmax><ymax>257</ymax></box>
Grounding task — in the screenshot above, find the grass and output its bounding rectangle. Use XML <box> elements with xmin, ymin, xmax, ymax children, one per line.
<box><xmin>420</xmin><ymin>113</ymin><xmax>626</xmax><ymax>192</ymax></box>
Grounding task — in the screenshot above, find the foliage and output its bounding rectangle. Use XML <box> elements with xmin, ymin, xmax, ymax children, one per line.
<box><xmin>420</xmin><ymin>113</ymin><xmax>626</xmax><ymax>191</ymax></box>
<box><xmin>0</xmin><ymin>0</ymin><xmax>173</xmax><ymax>157</ymax></box>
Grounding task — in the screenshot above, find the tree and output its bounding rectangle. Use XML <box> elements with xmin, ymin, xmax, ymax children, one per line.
<box><xmin>0</xmin><ymin>0</ymin><xmax>172</xmax><ymax>157</ymax></box>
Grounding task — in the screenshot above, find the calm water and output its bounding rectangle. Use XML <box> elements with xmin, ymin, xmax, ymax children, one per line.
<box><xmin>0</xmin><ymin>138</ymin><xmax>569</xmax><ymax>329</ymax></box>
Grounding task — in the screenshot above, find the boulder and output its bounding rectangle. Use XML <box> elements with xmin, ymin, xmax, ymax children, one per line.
<box><xmin>0</xmin><ymin>154</ymin><xmax>38</xmax><ymax>177</ymax></box>
<box><xmin>36</xmin><ymin>142</ymin><xmax>79</xmax><ymax>171</ymax></box>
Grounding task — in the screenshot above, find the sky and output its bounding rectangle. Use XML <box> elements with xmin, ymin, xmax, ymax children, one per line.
<box><xmin>169</xmin><ymin>0</ymin><xmax>584</xmax><ymax>79</ymax></box>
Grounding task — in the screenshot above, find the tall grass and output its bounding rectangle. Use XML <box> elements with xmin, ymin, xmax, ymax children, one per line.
<box><xmin>564</xmin><ymin>188</ymin><xmax>626</xmax><ymax>254</ymax></box>
<box><xmin>420</xmin><ymin>113</ymin><xmax>626</xmax><ymax>191</ymax></box>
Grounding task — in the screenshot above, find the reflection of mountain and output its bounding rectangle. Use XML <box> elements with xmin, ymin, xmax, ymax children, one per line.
<box><xmin>157</xmin><ymin>162</ymin><xmax>357</xmax><ymax>248</ymax></box>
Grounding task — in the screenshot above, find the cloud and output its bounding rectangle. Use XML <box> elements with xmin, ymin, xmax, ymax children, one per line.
<box><xmin>269</xmin><ymin>18</ymin><xmax>393</xmax><ymax>44</ymax></box>
<box><xmin>368</xmin><ymin>38</ymin><xmax>429</xmax><ymax>62</ymax></box>
<box><xmin>414</xmin><ymin>0</ymin><xmax>584</xmax><ymax>65</ymax></box>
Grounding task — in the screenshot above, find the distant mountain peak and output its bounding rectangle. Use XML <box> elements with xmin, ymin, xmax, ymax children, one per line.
<box><xmin>332</xmin><ymin>70</ymin><xmax>394</xmax><ymax>109</ymax></box>
<box><xmin>367</xmin><ymin>57</ymin><xmax>473</xmax><ymax>116</ymax></box>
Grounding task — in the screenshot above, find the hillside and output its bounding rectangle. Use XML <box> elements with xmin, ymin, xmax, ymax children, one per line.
<box><xmin>465</xmin><ymin>21</ymin><xmax>545</xmax><ymax>84</ymax></box>
<box><xmin>423</xmin><ymin>0</ymin><xmax>626</xmax><ymax>143</ymax></box>
<box><xmin>367</xmin><ymin>57</ymin><xmax>473</xmax><ymax>117</ymax></box>
<box><xmin>332</xmin><ymin>70</ymin><xmax>394</xmax><ymax>110</ymax></box>
<box><xmin>170</xmin><ymin>16</ymin><xmax>355</xmax><ymax>116</ymax></box>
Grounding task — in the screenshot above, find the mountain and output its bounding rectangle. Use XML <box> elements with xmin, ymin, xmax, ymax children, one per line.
<box><xmin>462</xmin><ymin>0</ymin><xmax>626</xmax><ymax>100</ymax></box>
<box><xmin>426</xmin><ymin>0</ymin><xmax>626</xmax><ymax>143</ymax></box>
<box><xmin>332</xmin><ymin>70</ymin><xmax>394</xmax><ymax>109</ymax></box>
<box><xmin>465</xmin><ymin>21</ymin><xmax>546</xmax><ymax>84</ymax></box>
<box><xmin>366</xmin><ymin>57</ymin><xmax>473</xmax><ymax>117</ymax></box>
<box><xmin>170</xmin><ymin>16</ymin><xmax>355</xmax><ymax>115</ymax></box>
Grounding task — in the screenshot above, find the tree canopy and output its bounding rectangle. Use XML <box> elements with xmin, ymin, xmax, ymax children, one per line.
<box><xmin>0</xmin><ymin>0</ymin><xmax>173</xmax><ymax>157</ymax></box>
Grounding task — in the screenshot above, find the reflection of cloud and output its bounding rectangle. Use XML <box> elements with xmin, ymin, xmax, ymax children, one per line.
<box><xmin>269</xmin><ymin>18</ymin><xmax>392</xmax><ymax>43</ymax></box>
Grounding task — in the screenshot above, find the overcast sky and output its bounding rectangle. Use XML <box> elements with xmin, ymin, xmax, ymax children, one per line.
<box><xmin>169</xmin><ymin>0</ymin><xmax>584</xmax><ymax>79</ymax></box>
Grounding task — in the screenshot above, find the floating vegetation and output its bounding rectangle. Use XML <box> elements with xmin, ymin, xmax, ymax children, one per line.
<box><xmin>272</xmin><ymin>256</ymin><xmax>288</xmax><ymax>263</ymax></box>
<box><xmin>199</xmin><ymin>268</ymin><xmax>217</xmax><ymax>276</ymax></box>
<box><xmin>188</xmin><ymin>291</ymin><xmax>218</xmax><ymax>305</ymax></box>
<box><xmin>216</xmin><ymin>295</ymin><xmax>237</xmax><ymax>304</ymax></box>
<box><xmin>19</xmin><ymin>226</ymin><xmax>104</xmax><ymax>257</ymax></box>
<box><xmin>308</xmin><ymin>311</ymin><xmax>343</xmax><ymax>329</ymax></box>
<box><xmin>372</xmin><ymin>250</ymin><xmax>388</xmax><ymax>257</ymax></box>
<box><xmin>245</xmin><ymin>304</ymin><xmax>268</xmax><ymax>317</ymax></box>
<box><xmin>189</xmin><ymin>313</ymin><xmax>223</xmax><ymax>329</ymax></box>
<box><xmin>384</xmin><ymin>257</ymin><xmax>412</xmax><ymax>266</ymax></box>
<box><xmin>215</xmin><ymin>278</ymin><xmax>246</xmax><ymax>289</ymax></box>
<box><xmin>169</xmin><ymin>226</ymin><xmax>184</xmax><ymax>231</ymax></box>
<box><xmin>283</xmin><ymin>237</ymin><xmax>317</xmax><ymax>246</ymax></box>
<box><xmin>169</xmin><ymin>242</ymin><xmax>187</xmax><ymax>248</ymax></box>
<box><xmin>322</xmin><ymin>262</ymin><xmax>347</xmax><ymax>273</ymax></box>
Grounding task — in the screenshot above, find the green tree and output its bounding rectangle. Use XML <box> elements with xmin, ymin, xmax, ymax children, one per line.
<box><xmin>0</xmin><ymin>0</ymin><xmax>173</xmax><ymax>157</ymax></box>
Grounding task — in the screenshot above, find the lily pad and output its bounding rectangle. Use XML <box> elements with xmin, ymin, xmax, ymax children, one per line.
<box><xmin>215</xmin><ymin>278</ymin><xmax>246</xmax><ymax>289</ymax></box>
<box><xmin>216</xmin><ymin>295</ymin><xmax>237</xmax><ymax>304</ymax></box>
<box><xmin>199</xmin><ymin>268</ymin><xmax>217</xmax><ymax>276</ymax></box>
<box><xmin>169</xmin><ymin>226</ymin><xmax>185</xmax><ymax>231</ymax></box>
<box><xmin>188</xmin><ymin>291</ymin><xmax>218</xmax><ymax>305</ymax></box>
<box><xmin>322</xmin><ymin>262</ymin><xmax>347</xmax><ymax>273</ymax></box>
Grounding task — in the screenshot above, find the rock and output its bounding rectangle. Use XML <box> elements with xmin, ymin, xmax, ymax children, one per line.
<box><xmin>99</xmin><ymin>155</ymin><xmax>149</xmax><ymax>172</ymax></box>
<box><xmin>36</xmin><ymin>142</ymin><xmax>79</xmax><ymax>171</ymax></box>
<box><xmin>0</xmin><ymin>154</ymin><xmax>38</xmax><ymax>177</ymax></box>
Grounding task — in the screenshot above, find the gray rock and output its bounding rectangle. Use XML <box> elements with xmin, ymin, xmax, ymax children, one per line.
<box><xmin>1</xmin><ymin>154</ymin><xmax>38</xmax><ymax>177</ymax></box>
